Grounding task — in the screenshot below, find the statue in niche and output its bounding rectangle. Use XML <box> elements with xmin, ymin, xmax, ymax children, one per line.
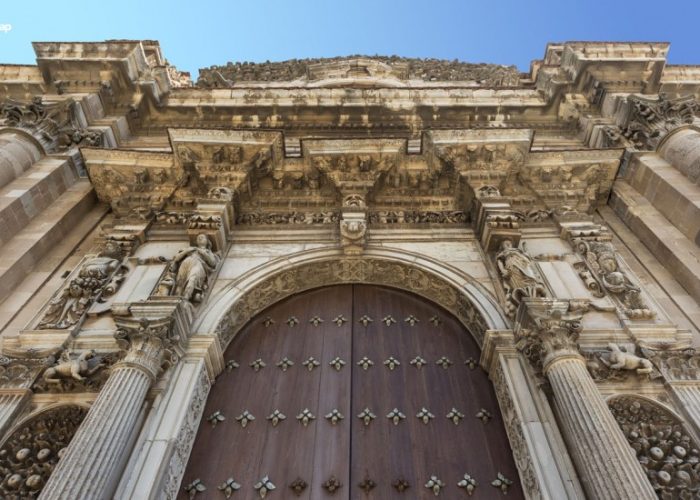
<box><xmin>37</xmin><ymin>242</ymin><xmax>126</xmax><ymax>329</ymax></box>
<box><xmin>162</xmin><ymin>234</ymin><xmax>220</xmax><ymax>303</ymax></box>
<box><xmin>496</xmin><ymin>239</ymin><xmax>547</xmax><ymax>316</ymax></box>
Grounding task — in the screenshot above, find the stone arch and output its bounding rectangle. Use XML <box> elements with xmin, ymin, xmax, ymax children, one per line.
<box><xmin>0</xmin><ymin>403</ymin><xmax>88</xmax><ymax>498</ymax></box>
<box><xmin>195</xmin><ymin>246</ymin><xmax>509</xmax><ymax>350</ymax></box>
<box><xmin>607</xmin><ymin>394</ymin><xmax>700</xmax><ymax>496</ymax></box>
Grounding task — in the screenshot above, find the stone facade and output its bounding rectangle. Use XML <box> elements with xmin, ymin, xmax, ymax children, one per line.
<box><xmin>0</xmin><ymin>40</ymin><xmax>698</xmax><ymax>498</ymax></box>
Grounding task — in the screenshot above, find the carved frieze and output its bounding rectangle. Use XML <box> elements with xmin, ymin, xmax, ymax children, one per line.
<box><xmin>0</xmin><ymin>356</ymin><xmax>51</xmax><ymax>389</ymax></box>
<box><xmin>0</xmin><ymin>405</ymin><xmax>88</xmax><ymax>499</ymax></box>
<box><xmin>609</xmin><ymin>396</ymin><xmax>700</xmax><ymax>497</ymax></box>
<box><xmin>236</xmin><ymin>211</ymin><xmax>339</xmax><ymax>225</ymax></box>
<box><xmin>640</xmin><ymin>348</ymin><xmax>700</xmax><ymax>382</ymax></box>
<box><xmin>197</xmin><ymin>56</ymin><xmax>521</xmax><ymax>87</ymax></box>
<box><xmin>368</xmin><ymin>210</ymin><xmax>467</xmax><ymax>224</ymax></box>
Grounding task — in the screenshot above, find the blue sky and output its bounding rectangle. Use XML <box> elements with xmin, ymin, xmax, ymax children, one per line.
<box><xmin>1</xmin><ymin>0</ymin><xmax>698</xmax><ymax>80</ymax></box>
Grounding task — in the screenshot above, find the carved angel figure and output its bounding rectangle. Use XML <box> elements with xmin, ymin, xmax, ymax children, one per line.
<box><xmin>496</xmin><ymin>239</ymin><xmax>547</xmax><ymax>316</ymax></box>
<box><xmin>42</xmin><ymin>350</ymin><xmax>105</xmax><ymax>385</ymax></box>
<box><xmin>604</xmin><ymin>343</ymin><xmax>654</xmax><ymax>375</ymax></box>
<box><xmin>170</xmin><ymin>234</ymin><xmax>220</xmax><ymax>302</ymax></box>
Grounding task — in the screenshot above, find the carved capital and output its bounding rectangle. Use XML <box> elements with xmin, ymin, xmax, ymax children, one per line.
<box><xmin>0</xmin><ymin>96</ymin><xmax>104</xmax><ymax>152</ymax></box>
<box><xmin>114</xmin><ymin>317</ymin><xmax>180</xmax><ymax>379</ymax></box>
<box><xmin>514</xmin><ymin>299</ymin><xmax>584</xmax><ymax>374</ymax></box>
<box><xmin>619</xmin><ymin>93</ymin><xmax>699</xmax><ymax>150</ymax></box>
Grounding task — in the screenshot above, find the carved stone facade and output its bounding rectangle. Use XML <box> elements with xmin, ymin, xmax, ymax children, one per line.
<box><xmin>0</xmin><ymin>40</ymin><xmax>698</xmax><ymax>499</ymax></box>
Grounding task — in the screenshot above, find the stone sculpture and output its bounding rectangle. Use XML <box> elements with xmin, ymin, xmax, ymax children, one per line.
<box><xmin>163</xmin><ymin>234</ymin><xmax>220</xmax><ymax>303</ymax></box>
<box><xmin>42</xmin><ymin>350</ymin><xmax>106</xmax><ymax>386</ymax></box>
<box><xmin>496</xmin><ymin>239</ymin><xmax>547</xmax><ymax>316</ymax></box>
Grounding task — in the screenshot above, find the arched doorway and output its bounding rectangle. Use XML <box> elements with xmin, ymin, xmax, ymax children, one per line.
<box><xmin>182</xmin><ymin>285</ymin><xmax>523</xmax><ymax>498</ymax></box>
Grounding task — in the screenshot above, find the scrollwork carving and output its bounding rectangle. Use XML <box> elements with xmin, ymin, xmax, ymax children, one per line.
<box><xmin>621</xmin><ymin>93</ymin><xmax>699</xmax><ymax>150</ymax></box>
<box><xmin>36</xmin><ymin>242</ymin><xmax>128</xmax><ymax>330</ymax></box>
<box><xmin>570</xmin><ymin>238</ymin><xmax>654</xmax><ymax>319</ymax></box>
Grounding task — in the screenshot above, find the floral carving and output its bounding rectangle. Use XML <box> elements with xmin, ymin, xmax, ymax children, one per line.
<box><xmin>641</xmin><ymin>348</ymin><xmax>700</xmax><ymax>381</ymax></box>
<box><xmin>368</xmin><ymin>210</ymin><xmax>468</xmax><ymax>224</ymax></box>
<box><xmin>0</xmin><ymin>405</ymin><xmax>88</xmax><ymax>499</ymax></box>
<box><xmin>609</xmin><ymin>396</ymin><xmax>700</xmax><ymax>498</ymax></box>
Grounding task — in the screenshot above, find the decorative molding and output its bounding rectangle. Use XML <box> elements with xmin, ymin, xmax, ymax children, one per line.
<box><xmin>162</xmin><ymin>366</ymin><xmax>210</xmax><ymax>500</ymax></box>
<box><xmin>197</xmin><ymin>56</ymin><xmax>521</xmax><ymax>87</ymax></box>
<box><xmin>215</xmin><ymin>257</ymin><xmax>489</xmax><ymax>348</ymax></box>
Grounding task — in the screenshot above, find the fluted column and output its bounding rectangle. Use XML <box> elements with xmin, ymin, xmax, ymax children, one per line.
<box><xmin>516</xmin><ymin>299</ymin><xmax>656</xmax><ymax>500</ymax></box>
<box><xmin>40</xmin><ymin>318</ymin><xmax>174</xmax><ymax>500</ymax></box>
<box><xmin>659</xmin><ymin>127</ymin><xmax>700</xmax><ymax>184</ymax></box>
<box><xmin>0</xmin><ymin>129</ymin><xmax>43</xmax><ymax>188</ymax></box>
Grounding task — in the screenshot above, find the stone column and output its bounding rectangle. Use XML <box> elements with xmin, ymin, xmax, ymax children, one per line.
<box><xmin>658</xmin><ymin>127</ymin><xmax>700</xmax><ymax>184</ymax></box>
<box><xmin>516</xmin><ymin>299</ymin><xmax>656</xmax><ymax>500</ymax></box>
<box><xmin>0</xmin><ymin>129</ymin><xmax>43</xmax><ymax>188</ymax></box>
<box><xmin>39</xmin><ymin>317</ymin><xmax>176</xmax><ymax>500</ymax></box>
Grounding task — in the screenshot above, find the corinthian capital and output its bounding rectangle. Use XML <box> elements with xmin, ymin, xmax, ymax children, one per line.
<box><xmin>514</xmin><ymin>299</ymin><xmax>584</xmax><ymax>374</ymax></box>
<box><xmin>114</xmin><ymin>316</ymin><xmax>181</xmax><ymax>378</ymax></box>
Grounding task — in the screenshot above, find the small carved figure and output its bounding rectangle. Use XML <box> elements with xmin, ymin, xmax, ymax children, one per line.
<box><xmin>496</xmin><ymin>239</ymin><xmax>547</xmax><ymax>316</ymax></box>
<box><xmin>604</xmin><ymin>343</ymin><xmax>654</xmax><ymax>375</ymax></box>
<box><xmin>42</xmin><ymin>350</ymin><xmax>105</xmax><ymax>385</ymax></box>
<box><xmin>170</xmin><ymin>234</ymin><xmax>220</xmax><ymax>302</ymax></box>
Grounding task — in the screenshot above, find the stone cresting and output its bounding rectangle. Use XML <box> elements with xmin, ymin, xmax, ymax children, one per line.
<box><xmin>214</xmin><ymin>258</ymin><xmax>489</xmax><ymax>348</ymax></box>
<box><xmin>197</xmin><ymin>55</ymin><xmax>521</xmax><ymax>87</ymax></box>
<box><xmin>0</xmin><ymin>405</ymin><xmax>88</xmax><ymax>499</ymax></box>
<box><xmin>609</xmin><ymin>396</ymin><xmax>700</xmax><ymax>498</ymax></box>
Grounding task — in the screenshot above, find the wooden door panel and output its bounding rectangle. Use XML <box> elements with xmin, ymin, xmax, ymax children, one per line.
<box><xmin>350</xmin><ymin>285</ymin><xmax>523</xmax><ymax>499</ymax></box>
<box><xmin>181</xmin><ymin>285</ymin><xmax>353</xmax><ymax>499</ymax></box>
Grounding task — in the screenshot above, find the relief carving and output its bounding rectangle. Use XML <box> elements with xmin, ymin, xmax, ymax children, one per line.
<box><xmin>197</xmin><ymin>56</ymin><xmax>520</xmax><ymax>87</ymax></box>
<box><xmin>368</xmin><ymin>210</ymin><xmax>467</xmax><ymax>224</ymax></box>
<box><xmin>0</xmin><ymin>97</ymin><xmax>103</xmax><ymax>151</ymax></box>
<box><xmin>0</xmin><ymin>405</ymin><xmax>88</xmax><ymax>499</ymax></box>
<box><xmin>491</xmin><ymin>364</ymin><xmax>539</xmax><ymax>497</ymax></box>
<box><xmin>640</xmin><ymin>348</ymin><xmax>700</xmax><ymax>382</ymax></box>
<box><xmin>0</xmin><ymin>357</ymin><xmax>51</xmax><ymax>389</ymax></box>
<box><xmin>495</xmin><ymin>239</ymin><xmax>548</xmax><ymax>317</ymax></box>
<box><xmin>584</xmin><ymin>344</ymin><xmax>659</xmax><ymax>382</ymax></box>
<box><xmin>236</xmin><ymin>211</ymin><xmax>339</xmax><ymax>225</ymax></box>
<box><xmin>570</xmin><ymin>238</ymin><xmax>654</xmax><ymax>319</ymax></box>
<box><xmin>608</xmin><ymin>396</ymin><xmax>700</xmax><ymax>498</ymax></box>
<box><xmin>32</xmin><ymin>350</ymin><xmax>119</xmax><ymax>393</ymax></box>
<box><xmin>216</xmin><ymin>258</ymin><xmax>488</xmax><ymax>348</ymax></box>
<box><xmin>36</xmin><ymin>242</ymin><xmax>127</xmax><ymax>330</ymax></box>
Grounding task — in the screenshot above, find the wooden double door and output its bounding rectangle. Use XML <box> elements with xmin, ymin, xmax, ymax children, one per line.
<box><xmin>183</xmin><ymin>285</ymin><xmax>523</xmax><ymax>499</ymax></box>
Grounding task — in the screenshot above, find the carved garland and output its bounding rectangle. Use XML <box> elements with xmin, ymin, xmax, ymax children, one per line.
<box><xmin>0</xmin><ymin>405</ymin><xmax>88</xmax><ymax>498</ymax></box>
<box><xmin>214</xmin><ymin>258</ymin><xmax>489</xmax><ymax>348</ymax></box>
<box><xmin>608</xmin><ymin>396</ymin><xmax>700</xmax><ymax>497</ymax></box>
